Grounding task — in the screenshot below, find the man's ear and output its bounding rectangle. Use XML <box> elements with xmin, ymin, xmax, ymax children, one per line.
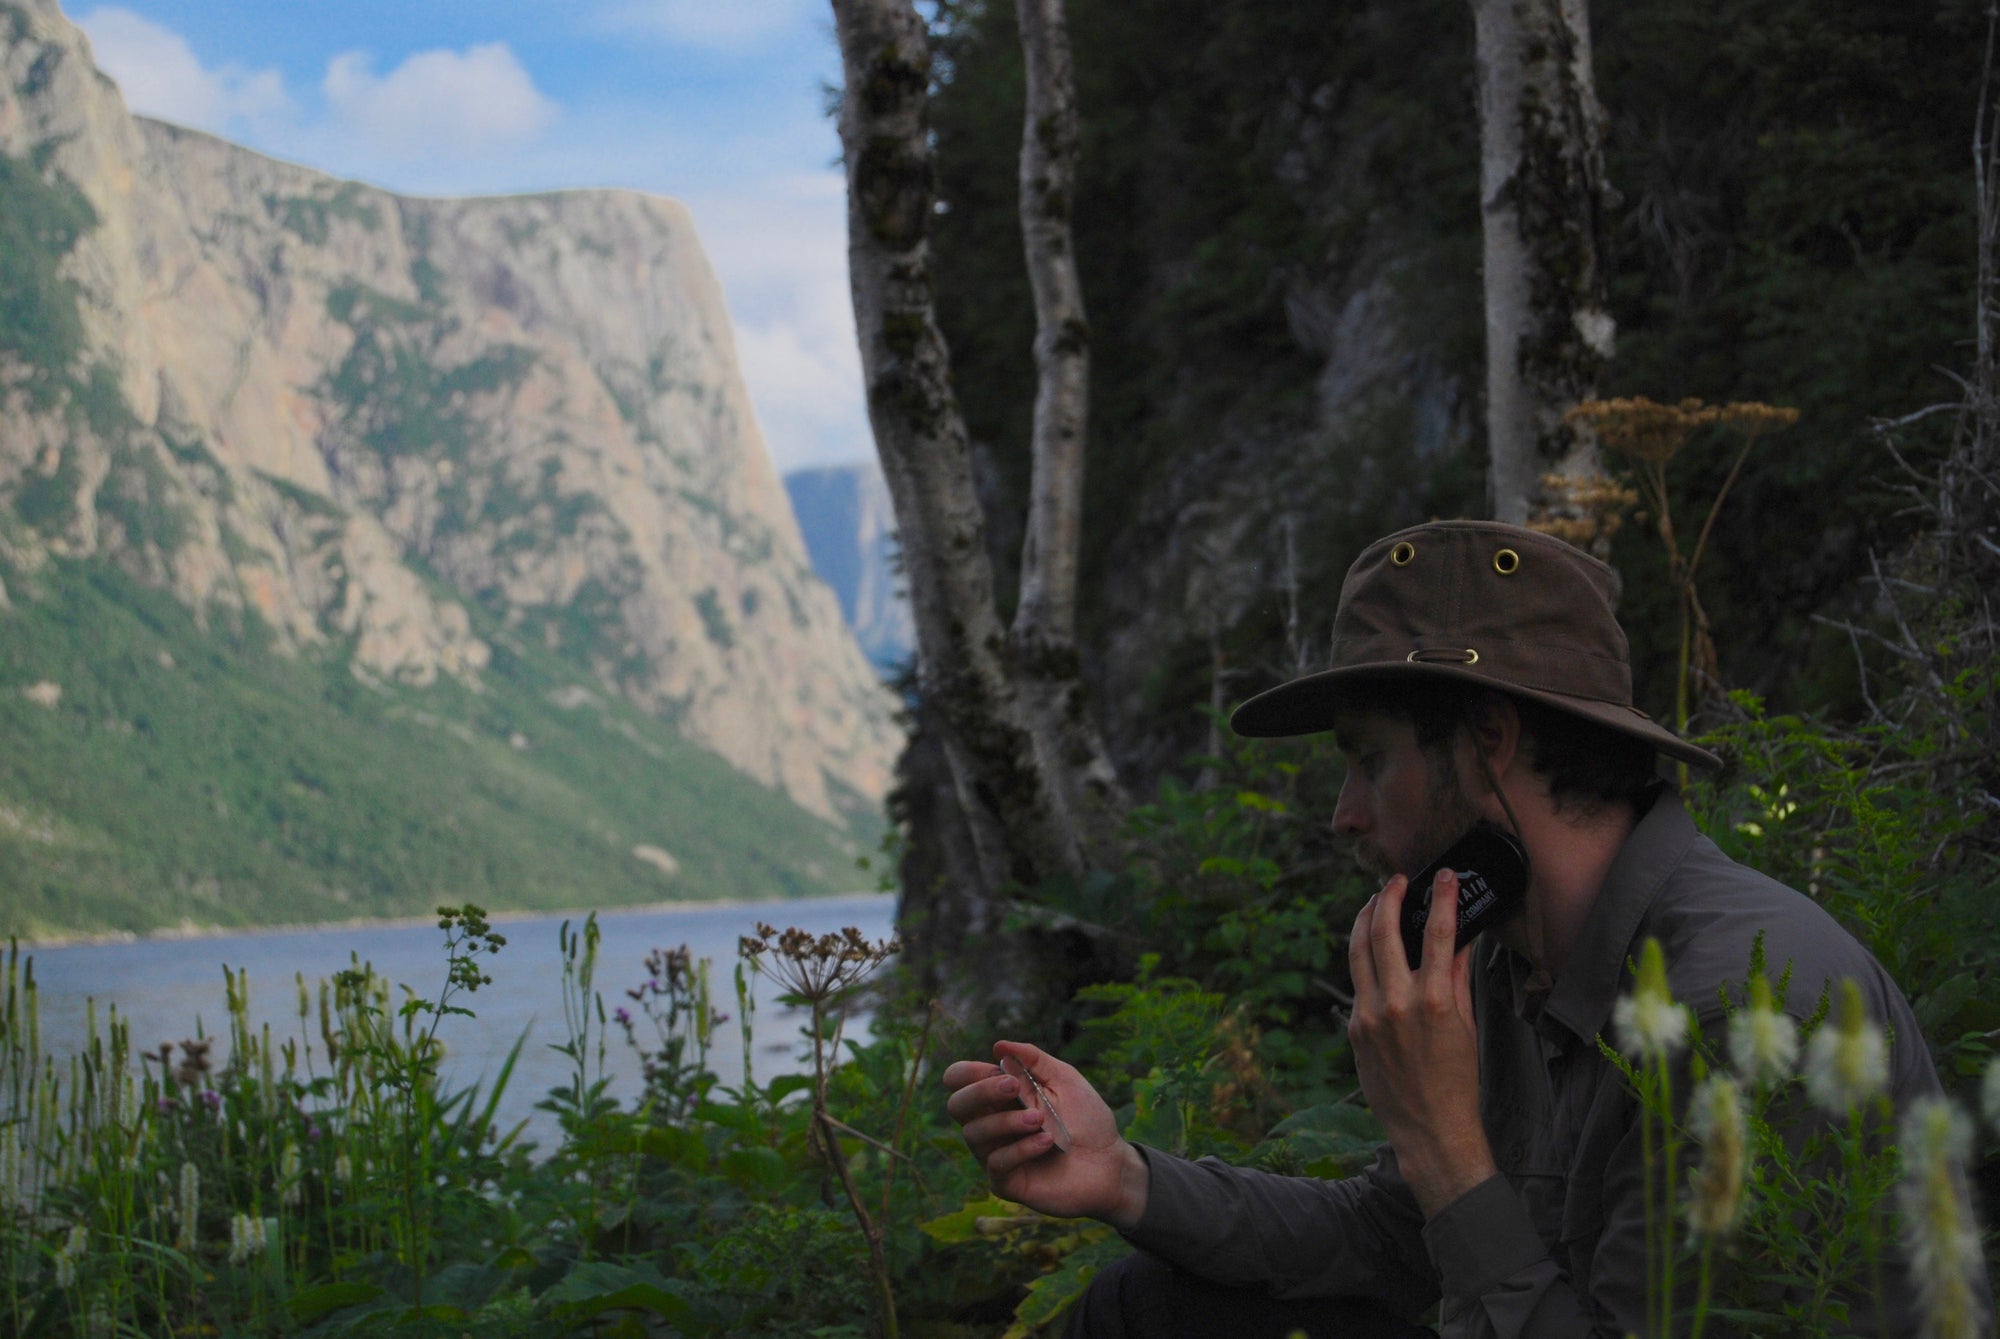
<box><xmin>1469</xmin><ymin>692</ymin><xmax>1523</xmax><ymax>781</ymax></box>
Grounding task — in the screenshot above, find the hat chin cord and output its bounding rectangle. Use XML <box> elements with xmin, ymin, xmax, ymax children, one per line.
<box><xmin>1467</xmin><ymin>724</ymin><xmax>1531</xmax><ymax>875</ymax></box>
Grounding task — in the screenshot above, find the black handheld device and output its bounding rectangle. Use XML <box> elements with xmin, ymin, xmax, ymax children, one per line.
<box><xmin>1398</xmin><ymin>822</ymin><xmax>1530</xmax><ymax>969</ymax></box>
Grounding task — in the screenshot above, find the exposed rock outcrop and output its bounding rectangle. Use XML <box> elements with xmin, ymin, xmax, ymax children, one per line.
<box><xmin>784</xmin><ymin>461</ymin><xmax>913</xmax><ymax>674</ymax></box>
<box><xmin>0</xmin><ymin>0</ymin><xmax>899</xmax><ymax>822</ymax></box>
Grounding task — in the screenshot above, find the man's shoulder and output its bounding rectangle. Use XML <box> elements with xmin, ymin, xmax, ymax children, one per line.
<box><xmin>1643</xmin><ymin>832</ymin><xmax>1891</xmax><ymax>1022</ymax></box>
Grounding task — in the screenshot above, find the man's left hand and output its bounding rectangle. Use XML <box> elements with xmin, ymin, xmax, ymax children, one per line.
<box><xmin>1347</xmin><ymin>868</ymin><xmax>1498</xmax><ymax>1219</ymax></box>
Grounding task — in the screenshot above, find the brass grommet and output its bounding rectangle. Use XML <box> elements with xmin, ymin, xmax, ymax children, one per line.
<box><xmin>1493</xmin><ymin>547</ymin><xmax>1520</xmax><ymax>576</ymax></box>
<box><xmin>1390</xmin><ymin>541</ymin><xmax>1416</xmax><ymax>567</ymax></box>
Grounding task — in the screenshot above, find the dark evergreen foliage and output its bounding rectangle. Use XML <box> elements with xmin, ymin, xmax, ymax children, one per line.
<box><xmin>928</xmin><ymin>0</ymin><xmax>1982</xmax><ymax>726</ymax></box>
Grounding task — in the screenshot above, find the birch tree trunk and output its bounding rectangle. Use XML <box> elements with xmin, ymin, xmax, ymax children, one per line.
<box><xmin>1010</xmin><ymin>0</ymin><xmax>1125</xmax><ymax>857</ymax></box>
<box><xmin>831</xmin><ymin>0</ymin><xmax>1119</xmax><ymax>910</ymax></box>
<box><xmin>1471</xmin><ymin>0</ymin><xmax>1616</xmax><ymax>528</ymax></box>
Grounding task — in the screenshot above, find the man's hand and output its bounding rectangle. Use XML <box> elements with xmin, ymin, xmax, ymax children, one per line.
<box><xmin>942</xmin><ymin>1040</ymin><xmax>1150</xmax><ymax>1229</ymax></box>
<box><xmin>1348</xmin><ymin>869</ymin><xmax>1498</xmax><ymax>1218</ymax></box>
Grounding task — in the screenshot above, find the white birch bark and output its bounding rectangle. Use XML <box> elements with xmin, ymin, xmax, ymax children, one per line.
<box><xmin>1011</xmin><ymin>0</ymin><xmax>1125</xmax><ymax>855</ymax></box>
<box><xmin>1471</xmin><ymin>0</ymin><xmax>1616</xmax><ymax>527</ymax></box>
<box><xmin>830</xmin><ymin>0</ymin><xmax>1091</xmax><ymax>894</ymax></box>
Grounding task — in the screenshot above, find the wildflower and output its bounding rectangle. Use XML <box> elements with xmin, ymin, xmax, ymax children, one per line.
<box><xmin>174</xmin><ymin>1037</ymin><xmax>214</xmax><ymax>1086</ymax></box>
<box><xmin>227</xmin><ymin>1212</ymin><xmax>267</xmax><ymax>1266</ymax></box>
<box><xmin>1728</xmin><ymin>974</ymin><xmax>1799</xmax><ymax>1087</ymax></box>
<box><xmin>280</xmin><ymin>1143</ymin><xmax>303</xmax><ymax>1207</ymax></box>
<box><xmin>1685</xmin><ymin>1076</ymin><xmax>1748</xmax><ymax>1237</ymax></box>
<box><xmin>199</xmin><ymin>1089</ymin><xmax>221</xmax><ymax>1111</ymax></box>
<box><xmin>738</xmin><ymin>922</ymin><xmax>900</xmax><ymax>1006</ymax></box>
<box><xmin>1612</xmin><ymin>939</ymin><xmax>1688</xmax><ymax>1060</ymax></box>
<box><xmin>1981</xmin><ymin>1055</ymin><xmax>2000</xmax><ymax>1137</ymax></box>
<box><xmin>333</xmin><ymin>1152</ymin><xmax>353</xmax><ymax>1185</ymax></box>
<box><xmin>1896</xmin><ymin>1098</ymin><xmax>1983</xmax><ymax>1339</ymax></box>
<box><xmin>176</xmin><ymin>1161</ymin><xmax>200</xmax><ymax>1253</ymax></box>
<box><xmin>55</xmin><ymin>1224</ymin><xmax>87</xmax><ymax>1288</ymax></box>
<box><xmin>1802</xmin><ymin>979</ymin><xmax>1888</xmax><ymax>1115</ymax></box>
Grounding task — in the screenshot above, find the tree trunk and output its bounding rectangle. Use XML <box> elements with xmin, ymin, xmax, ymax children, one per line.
<box><xmin>830</xmin><ymin>0</ymin><xmax>1103</xmax><ymax>909</ymax></box>
<box><xmin>1011</xmin><ymin>0</ymin><xmax>1126</xmax><ymax>859</ymax></box>
<box><xmin>1471</xmin><ymin>0</ymin><xmax>1615</xmax><ymax>529</ymax></box>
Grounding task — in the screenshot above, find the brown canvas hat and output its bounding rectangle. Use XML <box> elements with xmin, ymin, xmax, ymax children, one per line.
<box><xmin>1231</xmin><ymin>519</ymin><xmax>1720</xmax><ymax>769</ymax></box>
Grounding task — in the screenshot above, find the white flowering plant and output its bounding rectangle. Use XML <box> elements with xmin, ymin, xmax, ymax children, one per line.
<box><xmin>1603</xmin><ymin>934</ymin><xmax>1990</xmax><ymax>1338</ymax></box>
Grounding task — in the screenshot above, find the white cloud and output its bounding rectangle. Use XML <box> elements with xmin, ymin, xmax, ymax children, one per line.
<box><xmin>596</xmin><ymin>0</ymin><xmax>820</xmax><ymax>51</ymax></box>
<box><xmin>686</xmin><ymin>174</ymin><xmax>873</xmax><ymax>473</ymax></box>
<box><xmin>322</xmin><ymin>44</ymin><xmax>555</xmax><ymax>162</ymax></box>
<box><xmin>78</xmin><ymin>6</ymin><xmax>290</xmax><ymax>132</ymax></box>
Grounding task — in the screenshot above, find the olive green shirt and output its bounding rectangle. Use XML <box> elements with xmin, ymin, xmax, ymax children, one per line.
<box><xmin>1126</xmin><ymin>794</ymin><xmax>1989</xmax><ymax>1336</ymax></box>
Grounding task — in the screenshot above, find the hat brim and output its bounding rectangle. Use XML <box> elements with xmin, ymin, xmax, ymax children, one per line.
<box><xmin>1230</xmin><ymin>662</ymin><xmax>1722</xmax><ymax>770</ymax></box>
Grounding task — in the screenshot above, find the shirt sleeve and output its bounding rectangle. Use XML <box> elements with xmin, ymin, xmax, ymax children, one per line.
<box><xmin>1119</xmin><ymin>1142</ymin><xmax>1441</xmax><ymax>1319</ymax></box>
<box><xmin>1421</xmin><ymin>1169</ymin><xmax>1630</xmax><ymax>1337</ymax></box>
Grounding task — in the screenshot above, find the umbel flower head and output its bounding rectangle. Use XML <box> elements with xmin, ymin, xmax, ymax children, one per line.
<box><xmin>1686</xmin><ymin>1076</ymin><xmax>1749</xmax><ymax>1237</ymax></box>
<box><xmin>1613</xmin><ymin>939</ymin><xmax>1689</xmax><ymax>1060</ymax></box>
<box><xmin>1896</xmin><ymin>1098</ymin><xmax>1984</xmax><ymax>1339</ymax></box>
<box><xmin>738</xmin><ymin>923</ymin><xmax>899</xmax><ymax>1006</ymax></box>
<box><xmin>1802</xmin><ymin>979</ymin><xmax>1887</xmax><ymax>1115</ymax></box>
<box><xmin>1728</xmin><ymin>973</ymin><xmax>1799</xmax><ymax>1088</ymax></box>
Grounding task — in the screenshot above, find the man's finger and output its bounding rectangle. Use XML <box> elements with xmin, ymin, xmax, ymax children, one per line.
<box><xmin>1348</xmin><ymin>891</ymin><xmax>1381</xmax><ymax>1002</ymax></box>
<box><xmin>986</xmin><ymin>1127</ymin><xmax>1059</xmax><ymax>1176</ymax></box>
<box><xmin>945</xmin><ymin>1069</ymin><xmax>1021</xmax><ymax>1126</ymax></box>
<box><xmin>1422</xmin><ymin>869</ymin><xmax>1460</xmax><ymax>999</ymax></box>
<box><xmin>1371</xmin><ymin>874</ymin><xmax>1412</xmax><ymax>987</ymax></box>
<box><xmin>942</xmin><ymin>1059</ymin><xmax>1002</xmax><ymax>1093</ymax></box>
<box><xmin>960</xmin><ymin>1104</ymin><xmax>1046</xmax><ymax>1160</ymax></box>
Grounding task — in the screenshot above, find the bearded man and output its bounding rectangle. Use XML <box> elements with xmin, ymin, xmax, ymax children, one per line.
<box><xmin>942</xmin><ymin>520</ymin><xmax>1985</xmax><ymax>1337</ymax></box>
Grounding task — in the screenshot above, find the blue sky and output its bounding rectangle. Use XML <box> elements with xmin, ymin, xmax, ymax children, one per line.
<box><xmin>66</xmin><ymin>0</ymin><xmax>871</xmax><ymax>474</ymax></box>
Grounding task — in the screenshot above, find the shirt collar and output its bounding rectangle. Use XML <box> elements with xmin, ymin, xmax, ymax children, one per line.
<box><xmin>1532</xmin><ymin>789</ymin><xmax>1699</xmax><ymax>1047</ymax></box>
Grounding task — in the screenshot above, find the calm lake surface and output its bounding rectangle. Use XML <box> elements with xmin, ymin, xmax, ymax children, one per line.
<box><xmin>22</xmin><ymin>893</ymin><xmax>897</xmax><ymax>1152</ymax></box>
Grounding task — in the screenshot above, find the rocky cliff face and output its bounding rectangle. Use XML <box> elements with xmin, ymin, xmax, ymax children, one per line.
<box><xmin>0</xmin><ymin>0</ymin><xmax>898</xmax><ymax>824</ymax></box>
<box><xmin>784</xmin><ymin>461</ymin><xmax>913</xmax><ymax>674</ymax></box>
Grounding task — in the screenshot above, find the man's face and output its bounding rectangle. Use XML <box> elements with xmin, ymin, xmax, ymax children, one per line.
<box><xmin>1331</xmin><ymin>708</ymin><xmax>1483</xmax><ymax>881</ymax></box>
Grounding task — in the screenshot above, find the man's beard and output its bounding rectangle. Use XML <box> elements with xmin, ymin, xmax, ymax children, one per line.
<box><xmin>1355</xmin><ymin>751</ymin><xmax>1486</xmax><ymax>882</ymax></box>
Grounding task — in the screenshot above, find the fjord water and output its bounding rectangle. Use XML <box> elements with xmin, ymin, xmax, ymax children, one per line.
<box><xmin>27</xmin><ymin>893</ymin><xmax>897</xmax><ymax>1151</ymax></box>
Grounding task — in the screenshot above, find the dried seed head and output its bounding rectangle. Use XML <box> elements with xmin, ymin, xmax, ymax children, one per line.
<box><xmin>738</xmin><ymin>923</ymin><xmax>900</xmax><ymax>1004</ymax></box>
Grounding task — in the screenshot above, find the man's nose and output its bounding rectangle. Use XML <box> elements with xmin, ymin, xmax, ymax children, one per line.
<box><xmin>1332</xmin><ymin>775</ymin><xmax>1368</xmax><ymax>838</ymax></box>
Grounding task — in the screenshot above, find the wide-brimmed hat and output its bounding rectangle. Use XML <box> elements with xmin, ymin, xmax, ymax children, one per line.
<box><xmin>1230</xmin><ymin>519</ymin><xmax>1720</xmax><ymax>769</ymax></box>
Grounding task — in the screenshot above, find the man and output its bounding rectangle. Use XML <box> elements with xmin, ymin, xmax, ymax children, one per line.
<box><xmin>943</xmin><ymin>519</ymin><xmax>1977</xmax><ymax>1337</ymax></box>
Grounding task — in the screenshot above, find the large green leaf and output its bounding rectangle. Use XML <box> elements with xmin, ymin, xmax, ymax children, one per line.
<box><xmin>918</xmin><ymin>1192</ymin><xmax>1031</xmax><ymax>1245</ymax></box>
<box><xmin>539</xmin><ymin>1261</ymin><xmax>698</xmax><ymax>1329</ymax></box>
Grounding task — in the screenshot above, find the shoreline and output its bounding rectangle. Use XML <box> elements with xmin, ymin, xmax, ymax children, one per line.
<box><xmin>9</xmin><ymin>890</ymin><xmax>895</xmax><ymax>952</ymax></box>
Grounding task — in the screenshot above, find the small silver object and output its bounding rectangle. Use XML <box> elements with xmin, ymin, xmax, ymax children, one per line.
<box><xmin>1001</xmin><ymin>1056</ymin><xmax>1073</xmax><ymax>1153</ymax></box>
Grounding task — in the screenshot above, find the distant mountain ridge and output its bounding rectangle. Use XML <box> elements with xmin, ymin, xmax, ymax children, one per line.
<box><xmin>784</xmin><ymin>461</ymin><xmax>913</xmax><ymax>674</ymax></box>
<box><xmin>0</xmin><ymin>0</ymin><xmax>899</xmax><ymax>934</ymax></box>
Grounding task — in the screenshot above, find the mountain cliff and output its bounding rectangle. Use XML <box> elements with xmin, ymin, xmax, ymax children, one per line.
<box><xmin>784</xmin><ymin>461</ymin><xmax>912</xmax><ymax>674</ymax></box>
<box><xmin>0</xmin><ymin>0</ymin><xmax>900</xmax><ymax>933</ymax></box>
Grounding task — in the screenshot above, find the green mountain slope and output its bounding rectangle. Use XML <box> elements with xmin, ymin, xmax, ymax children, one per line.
<box><xmin>0</xmin><ymin>561</ymin><xmax>869</xmax><ymax>938</ymax></box>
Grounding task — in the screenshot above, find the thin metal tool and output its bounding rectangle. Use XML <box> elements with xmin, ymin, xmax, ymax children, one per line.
<box><xmin>1001</xmin><ymin>1056</ymin><xmax>1073</xmax><ymax>1153</ymax></box>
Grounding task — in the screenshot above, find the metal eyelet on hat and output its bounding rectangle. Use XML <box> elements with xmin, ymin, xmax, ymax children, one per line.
<box><xmin>1407</xmin><ymin>648</ymin><xmax>1480</xmax><ymax>666</ymax></box>
<box><xmin>1390</xmin><ymin>541</ymin><xmax>1416</xmax><ymax>566</ymax></box>
<box><xmin>1493</xmin><ymin>548</ymin><xmax>1520</xmax><ymax>575</ymax></box>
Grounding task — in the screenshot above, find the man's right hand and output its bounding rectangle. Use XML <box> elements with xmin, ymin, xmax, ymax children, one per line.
<box><xmin>942</xmin><ymin>1039</ymin><xmax>1151</xmax><ymax>1230</ymax></box>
